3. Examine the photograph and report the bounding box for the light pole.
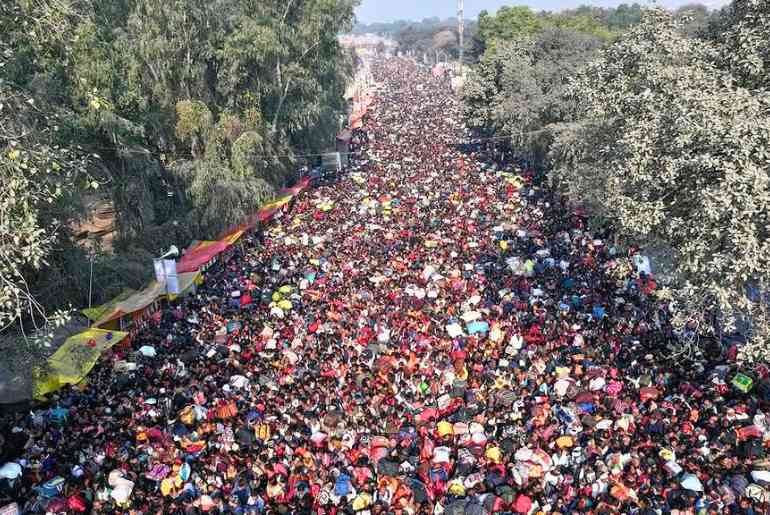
[458,0,464,78]
[88,251,95,309]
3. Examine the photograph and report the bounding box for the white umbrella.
[230,375,249,389]
[138,346,156,357]
[681,473,704,492]
[446,323,464,338]
[0,462,22,480]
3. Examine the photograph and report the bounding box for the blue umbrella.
[467,321,489,335]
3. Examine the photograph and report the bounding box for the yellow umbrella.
[448,481,466,496]
[161,478,175,496]
[352,492,372,510]
[437,421,453,437]
[485,446,502,464]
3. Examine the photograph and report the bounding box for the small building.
[336,129,352,167]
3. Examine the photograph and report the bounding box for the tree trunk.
[271,78,291,135]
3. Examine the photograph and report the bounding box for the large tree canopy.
[715,0,770,90]
[463,27,602,164]
[0,0,357,344]
[549,9,770,359]
[462,1,769,361]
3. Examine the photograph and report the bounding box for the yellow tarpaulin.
[220,230,244,246]
[34,328,128,399]
[82,290,137,322]
[88,272,200,324]
[94,282,166,327]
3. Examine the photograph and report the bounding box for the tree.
[549,9,770,359]
[606,3,644,30]
[715,0,770,90]
[174,103,293,237]
[0,83,95,341]
[432,30,457,51]
[463,27,602,165]
[0,0,358,345]
[674,4,712,37]
[478,6,543,55]
[0,0,105,342]
[397,24,446,57]
[471,3,643,65]
[217,0,356,153]
[542,13,614,40]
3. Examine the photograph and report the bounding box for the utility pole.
[457,0,464,78]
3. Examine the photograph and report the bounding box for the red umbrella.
[639,387,660,402]
[514,494,532,513]
[738,425,764,440]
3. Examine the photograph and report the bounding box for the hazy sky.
[355,0,729,23]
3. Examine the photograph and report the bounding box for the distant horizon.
[355,0,730,24]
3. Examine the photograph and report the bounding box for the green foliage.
[716,0,770,90]
[355,17,450,37]
[394,20,479,62]
[548,8,770,359]
[605,3,644,31]
[543,13,615,41]
[463,27,602,165]
[175,100,213,158]
[473,3,645,61]
[0,0,357,343]
[231,131,265,177]
[478,6,543,54]
[463,1,768,360]
[0,83,95,337]
[673,4,715,37]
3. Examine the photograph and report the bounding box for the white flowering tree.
[0,83,94,343]
[550,8,770,361]
[717,0,770,91]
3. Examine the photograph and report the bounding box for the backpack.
[256,423,271,441]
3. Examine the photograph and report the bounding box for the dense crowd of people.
[2,58,770,515]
